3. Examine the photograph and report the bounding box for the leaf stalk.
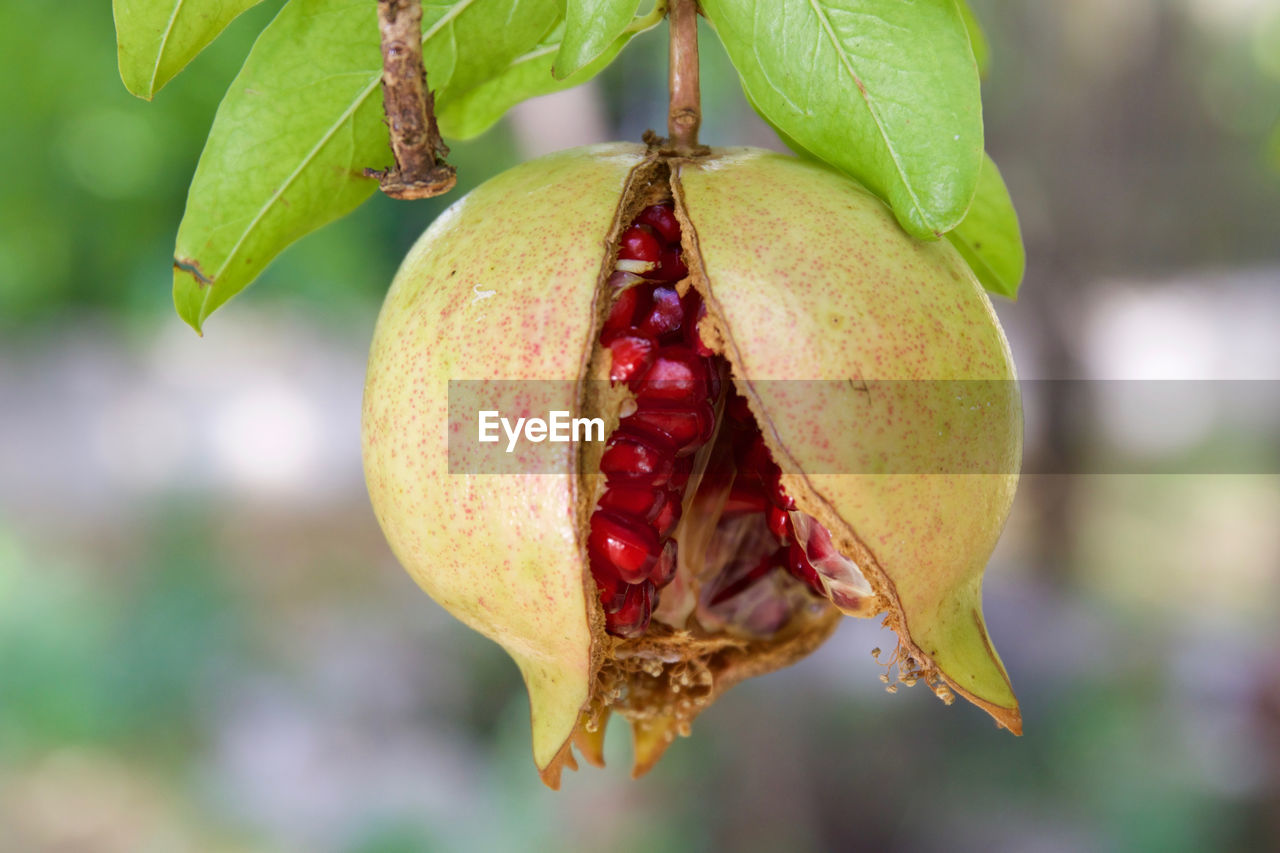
[666,0,706,156]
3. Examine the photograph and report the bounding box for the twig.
[365,0,456,199]
[666,0,706,156]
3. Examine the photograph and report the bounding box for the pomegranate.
[362,143,1022,787]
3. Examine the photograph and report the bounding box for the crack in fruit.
[590,204,841,639]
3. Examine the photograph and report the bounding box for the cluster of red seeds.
[590,203,826,638]
[589,202,712,638]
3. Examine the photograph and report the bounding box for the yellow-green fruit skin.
[362,144,1022,777]
[678,150,1021,722]
[362,144,646,769]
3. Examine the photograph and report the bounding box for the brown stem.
[666,0,706,155]
[365,0,456,200]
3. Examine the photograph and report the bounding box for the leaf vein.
[201,76,378,318]
[804,0,929,226]
[148,0,186,95]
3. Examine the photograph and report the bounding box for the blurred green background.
[2,1,1280,851]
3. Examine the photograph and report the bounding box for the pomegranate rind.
[676,149,1022,730]
[362,144,647,775]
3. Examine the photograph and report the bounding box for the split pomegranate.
[362,143,1023,787]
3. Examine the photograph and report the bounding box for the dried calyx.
[361,143,1023,789]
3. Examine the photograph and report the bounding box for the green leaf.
[553,0,644,79]
[172,0,386,332]
[173,0,565,332]
[946,153,1024,299]
[112,0,264,100]
[702,0,983,239]
[442,9,662,138]
[425,0,564,109]
[955,0,989,78]
[742,84,818,162]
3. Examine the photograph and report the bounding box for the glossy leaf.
[172,0,386,332]
[956,0,989,78]
[444,10,662,138]
[946,153,1024,299]
[113,0,264,100]
[554,0,645,79]
[742,83,818,163]
[173,0,565,332]
[428,0,563,111]
[702,0,983,239]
